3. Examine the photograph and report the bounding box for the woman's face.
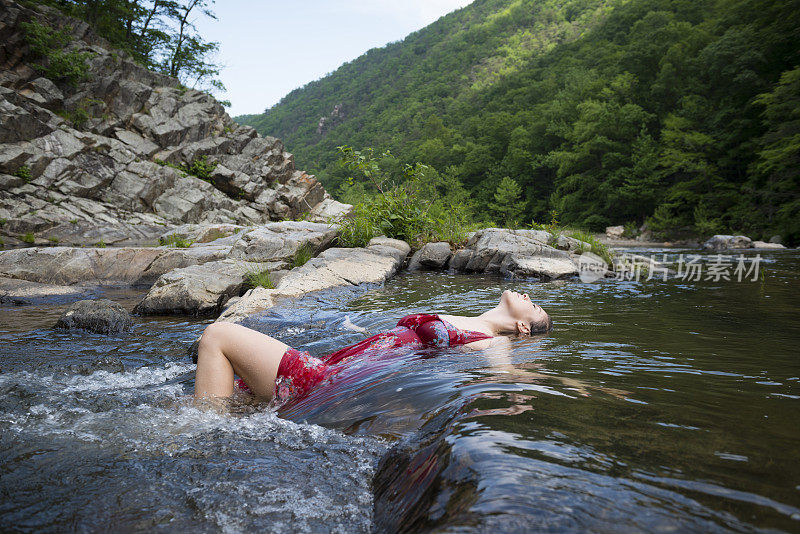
[500,289,549,327]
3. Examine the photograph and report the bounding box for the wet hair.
[529,313,553,334]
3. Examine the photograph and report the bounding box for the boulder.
[229,221,337,263]
[752,241,786,249]
[500,255,578,280]
[307,196,353,222]
[55,298,133,334]
[218,240,410,324]
[769,235,782,244]
[702,235,754,251]
[408,242,452,271]
[134,259,282,316]
[605,225,624,239]
[448,228,576,279]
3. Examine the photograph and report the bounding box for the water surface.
[0,248,798,532]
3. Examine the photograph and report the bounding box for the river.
[0,247,798,532]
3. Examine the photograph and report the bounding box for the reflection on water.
[1,248,798,532]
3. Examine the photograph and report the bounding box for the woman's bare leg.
[194,322,288,400]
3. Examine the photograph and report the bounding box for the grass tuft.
[244,268,275,290]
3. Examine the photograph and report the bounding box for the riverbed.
[0,247,798,532]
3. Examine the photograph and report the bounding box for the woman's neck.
[477,306,516,335]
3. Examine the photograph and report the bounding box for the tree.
[490,176,524,227]
[747,67,800,243]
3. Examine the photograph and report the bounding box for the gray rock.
[605,225,624,239]
[55,298,133,334]
[452,228,572,275]
[702,235,754,251]
[751,241,786,249]
[408,242,452,270]
[555,235,589,253]
[307,196,353,222]
[500,255,579,280]
[769,235,782,244]
[159,223,245,245]
[134,259,273,316]
[0,245,229,285]
[218,241,409,324]
[229,221,337,263]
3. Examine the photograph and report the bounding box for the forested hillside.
[238,0,800,244]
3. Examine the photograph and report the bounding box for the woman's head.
[498,290,552,335]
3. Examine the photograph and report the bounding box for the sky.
[194,0,475,117]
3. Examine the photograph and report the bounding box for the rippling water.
[1,248,798,532]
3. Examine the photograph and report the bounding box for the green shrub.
[159,234,194,248]
[95,240,106,248]
[568,230,614,266]
[335,147,474,249]
[336,203,382,248]
[0,218,7,227]
[21,232,35,244]
[530,210,562,246]
[69,218,78,224]
[20,20,91,86]
[186,155,217,181]
[244,268,274,289]
[48,236,59,243]
[291,244,313,268]
[13,165,32,182]
[623,221,639,238]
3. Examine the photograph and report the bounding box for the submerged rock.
[55,298,133,334]
[0,276,90,305]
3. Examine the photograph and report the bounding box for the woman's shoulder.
[437,314,493,337]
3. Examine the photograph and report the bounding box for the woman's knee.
[198,321,237,353]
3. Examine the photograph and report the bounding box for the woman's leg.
[194,322,288,400]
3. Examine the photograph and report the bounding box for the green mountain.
[238,0,800,243]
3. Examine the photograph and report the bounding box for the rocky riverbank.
[0,224,593,323]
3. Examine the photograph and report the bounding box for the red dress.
[238,314,491,403]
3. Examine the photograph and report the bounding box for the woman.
[194,290,552,402]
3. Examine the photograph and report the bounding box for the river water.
[0,247,798,532]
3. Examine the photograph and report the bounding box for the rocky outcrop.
[450,228,580,280]
[135,221,337,315]
[0,244,229,285]
[55,298,133,334]
[0,0,350,246]
[217,237,410,324]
